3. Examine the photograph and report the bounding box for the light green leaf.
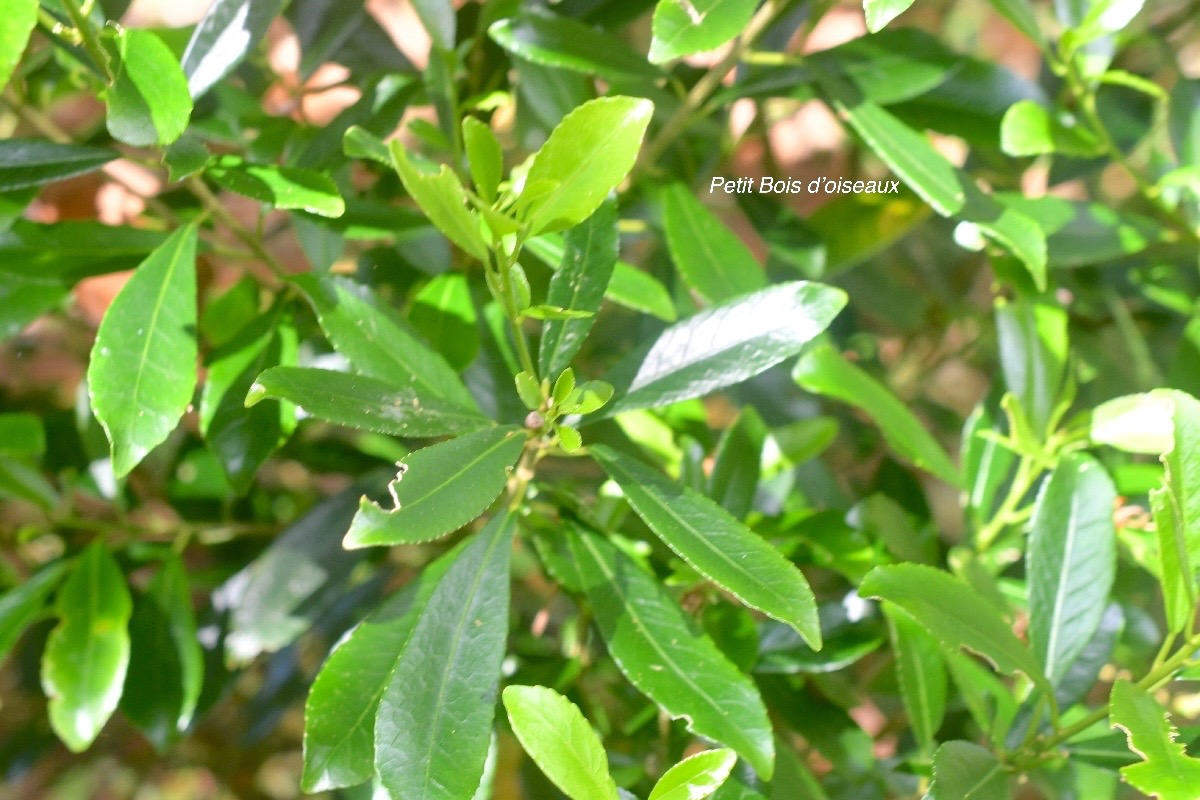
[106,29,193,147]
[0,0,38,93]
[390,141,489,260]
[247,366,491,438]
[1110,679,1200,800]
[489,10,660,83]
[606,281,846,416]
[502,685,619,800]
[343,125,392,165]
[660,184,766,304]
[343,426,525,548]
[649,749,737,800]
[0,140,118,193]
[996,193,1171,268]
[1027,453,1116,688]
[929,740,1010,800]
[522,96,654,233]
[463,117,502,202]
[592,445,820,648]
[1151,486,1193,635]
[793,343,960,485]
[0,562,66,664]
[1090,392,1176,454]
[0,412,44,458]
[41,543,132,752]
[566,527,775,779]
[88,224,198,477]
[375,513,513,800]
[410,272,480,372]
[1000,100,1102,156]
[649,0,758,63]
[883,603,946,755]
[863,0,916,32]
[181,0,287,98]
[207,157,346,217]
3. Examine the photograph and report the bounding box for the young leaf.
[0,562,66,664]
[565,527,775,779]
[206,158,346,217]
[883,603,947,755]
[0,0,39,93]
[522,96,654,233]
[1027,453,1117,688]
[390,141,490,260]
[538,198,619,377]
[863,0,916,32]
[502,685,619,800]
[1160,391,1200,600]
[374,514,514,800]
[489,10,660,83]
[859,564,1046,690]
[343,426,525,548]
[605,281,846,416]
[928,740,1010,800]
[120,555,203,752]
[793,344,961,485]
[648,749,737,800]
[41,543,133,752]
[106,29,193,147]
[88,224,198,478]
[591,445,821,648]
[463,117,502,202]
[182,0,287,98]
[0,140,118,193]
[1000,100,1102,157]
[1110,679,1200,800]
[660,184,766,304]
[649,0,758,64]
[410,272,480,371]
[1151,487,1193,635]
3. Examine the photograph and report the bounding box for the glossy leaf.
[660,184,765,304]
[463,118,502,202]
[410,272,480,371]
[649,749,737,800]
[489,10,660,83]
[863,0,916,32]
[0,139,118,192]
[538,198,619,377]
[88,224,198,478]
[592,445,821,647]
[649,0,757,63]
[391,142,489,259]
[207,157,346,217]
[182,0,287,98]
[502,685,619,800]
[859,564,1045,689]
[523,96,654,233]
[374,513,513,800]
[566,526,776,779]
[606,281,846,416]
[793,343,960,485]
[1027,454,1116,688]
[1110,679,1200,800]
[343,426,525,548]
[41,543,132,752]
[0,0,39,92]
[106,29,193,147]
[929,740,1009,800]
[292,274,477,410]
[884,602,946,754]
[0,561,66,664]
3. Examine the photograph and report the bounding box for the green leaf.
[929,740,1010,800]
[390,141,490,260]
[1151,486,1193,635]
[606,281,846,416]
[793,343,960,485]
[88,224,198,478]
[883,602,946,755]
[119,556,203,752]
[522,96,654,233]
[995,296,1068,436]
[302,554,454,792]
[0,412,45,458]
[649,749,737,800]
[591,445,821,648]
[207,157,346,217]
[0,139,118,192]
[863,0,916,32]
[816,74,1046,288]
[1170,79,1200,169]
[987,0,1043,43]
[538,198,619,377]
[1110,679,1200,800]
[859,564,1045,689]
[375,513,513,800]
[565,526,775,779]
[411,0,455,50]
[502,685,619,800]
[292,274,477,411]
[1090,391,1176,454]
[660,184,766,304]
[0,562,66,664]
[162,132,209,182]
[41,543,132,752]
[105,29,193,147]
[247,366,491,438]
[1000,100,1102,156]
[463,117,502,202]
[1027,453,1117,688]
[343,426,525,548]
[995,194,1172,268]
[708,406,767,520]
[649,0,757,64]
[182,0,287,99]
[410,272,480,372]
[489,10,660,83]
[0,0,38,92]
[343,125,392,165]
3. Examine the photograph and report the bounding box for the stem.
[59,0,113,82]
[186,176,288,281]
[976,454,1040,550]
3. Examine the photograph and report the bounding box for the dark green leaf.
[207,157,345,217]
[410,272,480,371]
[883,603,946,754]
[566,527,775,779]
[605,281,846,416]
[0,562,66,664]
[996,193,1172,267]
[648,749,736,800]
[88,224,198,477]
[375,514,513,800]
[660,184,766,304]
[41,542,132,752]
[1110,679,1200,800]
[411,0,455,50]
[343,426,525,548]
[0,0,39,91]
[929,741,1009,800]
[106,29,193,147]
[162,133,210,182]
[649,0,757,63]
[182,0,287,98]
[995,296,1068,436]
[1170,79,1200,169]
[592,445,821,647]
[489,10,660,83]
[0,139,118,192]
[708,406,767,520]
